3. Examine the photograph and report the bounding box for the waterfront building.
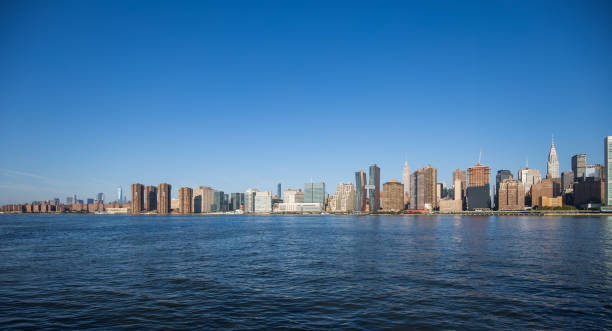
[368,164,381,211]
[130,183,144,214]
[453,169,467,208]
[244,189,257,213]
[495,170,513,210]
[283,189,304,204]
[274,202,322,213]
[193,186,215,213]
[230,193,244,211]
[547,137,560,179]
[382,180,404,211]
[467,163,490,210]
[541,196,563,208]
[354,170,367,212]
[178,187,193,214]
[144,185,157,211]
[409,166,436,210]
[561,171,574,192]
[518,167,542,197]
[402,159,410,206]
[436,183,443,205]
[531,178,561,208]
[170,198,179,211]
[607,136,612,206]
[254,191,272,213]
[497,179,525,210]
[212,191,225,212]
[277,183,281,198]
[574,178,604,208]
[439,178,463,213]
[157,183,171,214]
[330,182,356,212]
[572,154,587,182]
[304,182,325,206]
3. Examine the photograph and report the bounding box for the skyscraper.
[212,191,225,212]
[332,182,356,212]
[244,189,257,213]
[178,187,193,214]
[130,183,144,214]
[467,163,491,210]
[453,169,467,208]
[304,182,325,206]
[158,183,171,214]
[96,192,104,203]
[402,159,410,206]
[117,187,123,203]
[382,180,404,211]
[145,185,157,211]
[277,183,281,198]
[423,165,437,210]
[498,179,525,210]
[368,164,381,211]
[547,136,560,179]
[572,154,587,182]
[606,136,612,206]
[561,170,574,192]
[495,170,513,210]
[193,186,214,213]
[518,167,542,196]
[354,170,367,212]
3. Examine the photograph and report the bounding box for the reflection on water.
[0,214,610,329]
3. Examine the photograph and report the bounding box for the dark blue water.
[0,215,611,329]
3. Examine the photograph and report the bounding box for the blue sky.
[1,0,611,204]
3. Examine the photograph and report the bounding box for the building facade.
[497,179,525,210]
[130,183,144,214]
[212,191,225,212]
[368,164,381,211]
[304,182,325,206]
[547,137,560,179]
[606,137,612,206]
[495,170,513,210]
[572,154,587,182]
[402,159,410,207]
[158,183,171,214]
[518,168,542,197]
[254,191,272,213]
[193,186,214,213]
[561,170,574,193]
[467,163,491,210]
[144,185,157,211]
[354,170,367,212]
[382,180,404,211]
[178,187,193,214]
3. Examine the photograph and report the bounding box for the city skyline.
[1,1,611,204]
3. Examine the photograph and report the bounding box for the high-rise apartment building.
[547,137,560,179]
[244,189,257,213]
[452,169,467,207]
[230,192,244,211]
[409,166,437,210]
[354,170,367,212]
[467,163,490,210]
[531,178,559,207]
[144,185,157,211]
[130,183,144,214]
[212,191,225,212]
[368,164,381,211]
[382,180,404,211]
[304,182,325,206]
[283,189,304,204]
[332,182,356,212]
[158,183,171,214]
[495,170,513,209]
[254,191,273,212]
[606,136,612,205]
[402,159,410,206]
[572,154,587,182]
[423,165,437,210]
[178,187,193,214]
[193,186,214,213]
[497,179,525,210]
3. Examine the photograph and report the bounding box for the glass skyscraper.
[304,182,325,206]
[606,137,612,206]
[354,170,366,211]
[368,164,380,211]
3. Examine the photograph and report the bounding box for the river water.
[0,214,610,329]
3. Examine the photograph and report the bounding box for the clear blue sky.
[1,0,611,204]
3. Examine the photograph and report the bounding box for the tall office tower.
[411,170,425,209]
[244,189,257,213]
[178,187,193,214]
[368,164,381,211]
[561,171,574,192]
[354,170,367,211]
[495,170,513,210]
[144,185,157,211]
[277,183,281,198]
[130,183,144,214]
[452,169,467,205]
[467,163,491,210]
[382,180,404,211]
[304,182,326,206]
[518,167,542,196]
[402,159,411,206]
[230,192,244,210]
[423,165,437,210]
[212,191,225,212]
[96,192,104,203]
[66,197,73,204]
[547,137,560,179]
[254,191,273,212]
[73,194,77,204]
[606,136,612,206]
[193,186,214,213]
[157,183,171,214]
[117,187,123,203]
[572,154,587,182]
[498,179,525,210]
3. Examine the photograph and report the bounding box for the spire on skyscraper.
[547,135,559,179]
